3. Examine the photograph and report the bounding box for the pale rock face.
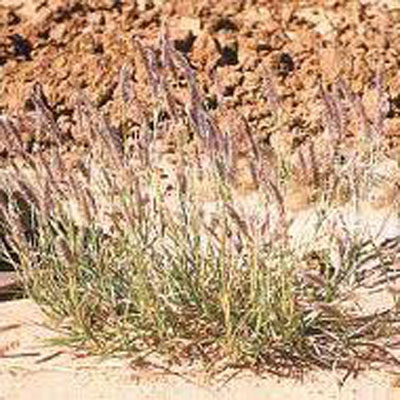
[199,191,400,250]
[288,203,400,251]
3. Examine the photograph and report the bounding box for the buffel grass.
[1,31,400,376]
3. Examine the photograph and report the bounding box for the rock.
[88,11,106,27]
[319,47,341,83]
[296,7,335,36]
[50,23,66,43]
[191,30,219,68]
[216,68,243,97]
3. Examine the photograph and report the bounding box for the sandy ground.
[2,0,400,398]
[0,298,399,400]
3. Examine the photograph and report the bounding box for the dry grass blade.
[0,35,398,378]
[31,82,62,143]
[225,204,253,243]
[133,38,161,99]
[373,63,389,137]
[119,63,135,105]
[0,115,24,154]
[263,67,282,112]
[320,80,343,144]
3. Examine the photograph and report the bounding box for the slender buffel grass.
[1,34,400,375]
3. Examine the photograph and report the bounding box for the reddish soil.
[1,0,400,158]
[2,0,400,398]
[1,0,400,212]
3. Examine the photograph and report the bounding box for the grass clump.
[1,32,400,375]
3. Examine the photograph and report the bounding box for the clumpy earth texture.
[2,0,400,398]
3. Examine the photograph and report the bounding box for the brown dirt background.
[2,0,400,398]
[2,0,400,210]
[1,0,400,163]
